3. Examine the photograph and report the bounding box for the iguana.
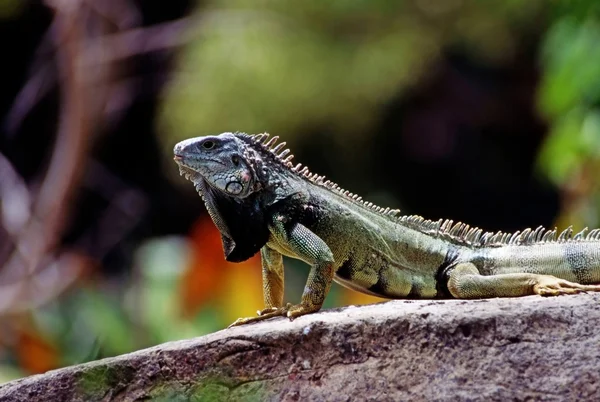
[173,132,600,327]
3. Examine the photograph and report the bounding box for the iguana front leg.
[260,246,285,311]
[229,219,335,327]
[228,246,287,327]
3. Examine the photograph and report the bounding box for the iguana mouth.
[177,165,209,202]
[177,164,199,181]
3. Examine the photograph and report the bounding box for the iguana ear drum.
[225,181,243,195]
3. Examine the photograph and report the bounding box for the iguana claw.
[228,303,294,328]
[533,277,600,296]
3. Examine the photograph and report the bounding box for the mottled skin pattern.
[173,132,600,327]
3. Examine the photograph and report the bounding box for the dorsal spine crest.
[242,133,596,248]
[242,132,403,219]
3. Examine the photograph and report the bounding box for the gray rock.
[1,294,599,401]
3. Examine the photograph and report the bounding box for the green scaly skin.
[173,132,600,327]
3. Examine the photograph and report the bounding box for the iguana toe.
[533,277,600,296]
[285,303,320,320]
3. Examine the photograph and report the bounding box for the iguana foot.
[227,302,321,327]
[533,277,600,296]
[228,303,293,328]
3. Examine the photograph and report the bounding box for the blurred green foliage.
[160,0,545,143]
[537,3,600,228]
[0,0,23,20]
[538,17,600,180]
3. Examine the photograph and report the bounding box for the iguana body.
[173,132,600,326]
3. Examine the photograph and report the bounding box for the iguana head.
[173,132,273,262]
[173,132,261,198]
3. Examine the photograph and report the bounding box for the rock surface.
[1,294,599,401]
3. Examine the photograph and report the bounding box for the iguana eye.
[231,155,240,166]
[202,140,215,149]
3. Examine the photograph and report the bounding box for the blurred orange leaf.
[179,216,262,318]
[217,258,263,324]
[15,329,59,374]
